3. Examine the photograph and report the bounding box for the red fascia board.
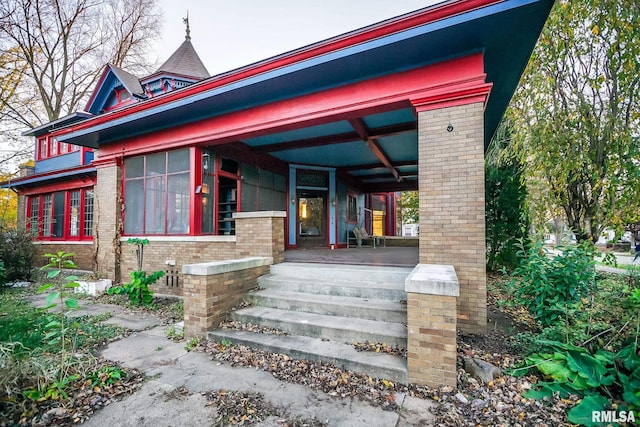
[52,0,502,138]
[97,53,488,160]
[20,176,96,196]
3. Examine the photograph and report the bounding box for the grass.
[0,285,128,406]
[0,288,126,356]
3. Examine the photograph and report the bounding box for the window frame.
[35,136,82,160]
[27,188,94,241]
[123,148,192,236]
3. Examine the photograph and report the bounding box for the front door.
[297,190,326,248]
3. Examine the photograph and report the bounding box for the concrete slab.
[232,306,407,347]
[397,395,438,426]
[89,328,403,427]
[99,328,187,372]
[208,329,408,383]
[102,312,160,331]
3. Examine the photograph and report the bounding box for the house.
[5,0,553,387]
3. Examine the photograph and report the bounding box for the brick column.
[182,257,272,338]
[234,211,286,263]
[405,264,459,387]
[94,161,122,282]
[416,103,487,334]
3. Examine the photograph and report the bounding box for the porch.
[284,246,418,268]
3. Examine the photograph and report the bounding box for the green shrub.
[0,227,35,282]
[510,241,597,327]
[485,120,530,272]
[106,238,163,306]
[510,278,640,426]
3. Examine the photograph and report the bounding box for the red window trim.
[27,188,94,241]
[122,149,243,237]
[35,136,82,161]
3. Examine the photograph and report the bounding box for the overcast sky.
[153,0,443,76]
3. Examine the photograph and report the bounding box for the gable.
[85,64,144,115]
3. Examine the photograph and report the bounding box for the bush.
[0,227,36,282]
[485,119,530,272]
[510,241,597,327]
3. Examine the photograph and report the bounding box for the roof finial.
[183,12,191,41]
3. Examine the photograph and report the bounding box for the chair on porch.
[352,227,377,248]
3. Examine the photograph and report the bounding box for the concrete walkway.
[27,294,436,426]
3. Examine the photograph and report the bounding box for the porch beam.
[338,160,416,172]
[350,119,402,183]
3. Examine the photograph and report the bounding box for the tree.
[511,0,640,242]
[485,119,529,271]
[400,191,418,224]
[0,0,161,129]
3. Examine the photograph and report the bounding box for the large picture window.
[124,149,191,235]
[28,188,94,240]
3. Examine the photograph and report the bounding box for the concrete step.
[258,275,406,302]
[245,289,406,323]
[270,262,412,284]
[208,329,407,384]
[231,307,407,347]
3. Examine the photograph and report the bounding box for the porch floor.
[284,247,418,268]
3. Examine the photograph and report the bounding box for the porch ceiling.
[241,107,418,191]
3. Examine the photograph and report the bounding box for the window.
[35,137,79,159]
[84,190,94,236]
[29,197,39,235]
[347,194,358,223]
[42,195,52,237]
[28,189,94,240]
[38,138,48,160]
[124,149,191,235]
[69,190,80,236]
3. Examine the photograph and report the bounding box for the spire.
[183,12,191,41]
[155,15,209,79]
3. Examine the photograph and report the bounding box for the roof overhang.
[1,166,96,191]
[47,0,552,192]
[22,112,93,137]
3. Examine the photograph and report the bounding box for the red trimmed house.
[5,0,552,386]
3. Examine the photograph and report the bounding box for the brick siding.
[417,103,487,334]
[33,242,95,270]
[94,163,122,282]
[182,258,272,337]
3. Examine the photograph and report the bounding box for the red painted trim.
[213,156,220,235]
[58,0,500,137]
[20,176,96,196]
[190,147,199,235]
[96,54,487,160]
[411,82,493,111]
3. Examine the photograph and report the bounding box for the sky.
[153,0,443,76]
